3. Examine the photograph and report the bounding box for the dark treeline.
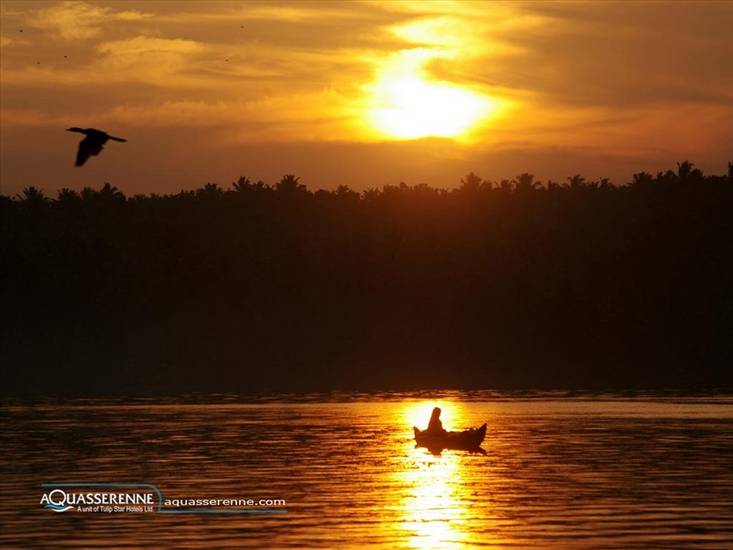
[2,161,732,395]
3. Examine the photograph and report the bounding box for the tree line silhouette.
[2,161,732,394]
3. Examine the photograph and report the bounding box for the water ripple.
[2,394,732,547]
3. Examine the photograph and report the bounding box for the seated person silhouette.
[427,407,446,434]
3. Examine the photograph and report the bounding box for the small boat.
[413,423,487,451]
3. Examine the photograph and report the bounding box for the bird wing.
[75,136,104,166]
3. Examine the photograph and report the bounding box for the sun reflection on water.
[396,401,476,548]
[401,451,469,548]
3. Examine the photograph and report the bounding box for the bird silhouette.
[66,127,127,167]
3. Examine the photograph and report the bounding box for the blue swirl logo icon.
[40,489,74,512]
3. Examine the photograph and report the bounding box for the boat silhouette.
[413,423,487,453]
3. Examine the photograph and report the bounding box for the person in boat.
[427,407,447,434]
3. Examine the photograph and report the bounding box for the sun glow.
[366,18,498,141]
[369,74,493,140]
[403,401,466,431]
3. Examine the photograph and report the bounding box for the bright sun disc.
[369,75,492,140]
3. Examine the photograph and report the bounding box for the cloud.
[28,1,151,40]
[0,108,68,126]
[96,35,202,60]
[0,35,206,89]
[477,1,733,109]
[88,36,205,88]
[228,4,354,22]
[97,87,364,141]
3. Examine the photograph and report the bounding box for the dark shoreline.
[3,164,732,395]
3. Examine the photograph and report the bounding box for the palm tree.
[567,174,586,189]
[17,186,48,207]
[677,160,694,180]
[232,176,253,193]
[598,177,613,190]
[276,174,307,194]
[513,173,539,192]
[631,171,653,187]
[57,188,80,203]
[459,172,483,194]
[196,183,224,197]
[362,187,381,201]
[335,185,359,199]
[676,160,702,182]
[98,182,125,202]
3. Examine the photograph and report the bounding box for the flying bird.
[66,127,127,167]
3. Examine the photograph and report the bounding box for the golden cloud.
[28,1,151,40]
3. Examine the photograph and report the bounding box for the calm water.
[2,391,733,548]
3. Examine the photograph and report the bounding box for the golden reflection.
[402,451,468,548]
[397,401,472,548]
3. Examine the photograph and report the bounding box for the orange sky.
[1,0,732,195]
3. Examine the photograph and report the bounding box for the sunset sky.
[1,0,732,195]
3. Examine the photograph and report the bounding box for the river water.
[2,391,732,548]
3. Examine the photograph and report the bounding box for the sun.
[369,76,492,140]
[366,49,496,141]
